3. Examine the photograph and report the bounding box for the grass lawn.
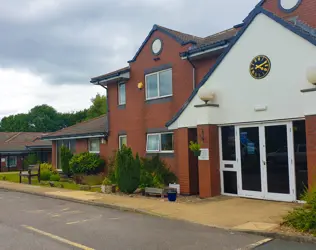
[0,172,101,192]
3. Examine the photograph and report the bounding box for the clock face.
[152,39,163,55]
[250,55,271,79]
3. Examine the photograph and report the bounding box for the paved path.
[0,190,314,250]
[0,181,297,231]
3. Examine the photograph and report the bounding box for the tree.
[86,94,107,119]
[0,94,107,132]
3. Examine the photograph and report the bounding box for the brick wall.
[106,30,196,171]
[305,115,316,189]
[263,0,316,27]
[52,141,57,169]
[197,125,221,198]
[76,139,88,154]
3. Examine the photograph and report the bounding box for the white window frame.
[119,135,127,149]
[89,138,100,153]
[145,69,172,100]
[146,132,174,153]
[118,82,126,105]
[7,156,17,168]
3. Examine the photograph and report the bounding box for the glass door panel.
[240,127,262,192]
[265,125,290,194]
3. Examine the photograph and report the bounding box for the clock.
[152,38,163,55]
[249,55,271,79]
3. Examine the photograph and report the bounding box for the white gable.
[169,13,316,129]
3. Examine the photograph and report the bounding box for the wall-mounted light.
[198,87,216,104]
[306,66,316,85]
[137,82,144,90]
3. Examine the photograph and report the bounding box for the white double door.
[236,122,296,202]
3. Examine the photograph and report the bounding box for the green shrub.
[40,163,53,172]
[115,146,140,194]
[69,152,105,175]
[23,153,40,170]
[140,155,177,189]
[50,174,60,182]
[60,145,73,177]
[40,170,51,181]
[283,188,316,235]
[106,153,117,184]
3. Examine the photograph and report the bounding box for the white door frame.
[236,121,296,202]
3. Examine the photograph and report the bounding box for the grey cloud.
[0,0,259,85]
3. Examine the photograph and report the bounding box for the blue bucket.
[167,191,177,202]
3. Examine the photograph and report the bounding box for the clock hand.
[255,61,268,69]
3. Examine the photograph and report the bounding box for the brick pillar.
[305,115,316,190]
[197,125,221,198]
[52,141,57,169]
[175,128,191,194]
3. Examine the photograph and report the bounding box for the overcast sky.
[0,0,259,118]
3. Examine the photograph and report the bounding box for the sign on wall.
[1,158,5,162]
[198,148,209,161]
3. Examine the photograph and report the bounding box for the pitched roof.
[166,6,316,128]
[90,66,130,84]
[42,115,107,140]
[0,132,51,153]
[156,25,204,45]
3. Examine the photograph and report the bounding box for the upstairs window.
[118,83,126,105]
[146,132,174,153]
[145,69,172,100]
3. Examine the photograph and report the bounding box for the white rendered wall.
[169,14,316,129]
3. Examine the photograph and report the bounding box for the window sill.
[146,152,175,158]
[145,96,172,105]
[118,104,126,110]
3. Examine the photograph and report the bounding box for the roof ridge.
[48,114,107,135]
[156,24,203,39]
[204,27,236,39]
[5,132,22,143]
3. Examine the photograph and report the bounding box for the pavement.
[0,181,314,244]
[1,189,315,250]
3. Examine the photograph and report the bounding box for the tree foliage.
[0,94,107,132]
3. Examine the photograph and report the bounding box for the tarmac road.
[0,190,314,250]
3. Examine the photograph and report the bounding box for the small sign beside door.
[1,158,5,163]
[198,148,209,161]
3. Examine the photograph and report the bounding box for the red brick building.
[89,0,315,202]
[0,132,52,172]
[42,115,107,170]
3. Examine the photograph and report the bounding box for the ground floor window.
[7,156,17,167]
[89,138,100,153]
[146,132,174,152]
[119,135,127,149]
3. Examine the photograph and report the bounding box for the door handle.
[263,161,266,166]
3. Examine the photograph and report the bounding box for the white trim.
[119,135,127,149]
[49,134,104,141]
[146,132,174,153]
[181,44,229,60]
[145,68,173,100]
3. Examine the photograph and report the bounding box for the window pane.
[146,74,158,99]
[161,133,174,151]
[119,136,127,148]
[221,126,236,161]
[69,140,76,153]
[89,139,100,152]
[8,156,17,167]
[147,134,160,151]
[159,70,172,97]
[119,83,126,105]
